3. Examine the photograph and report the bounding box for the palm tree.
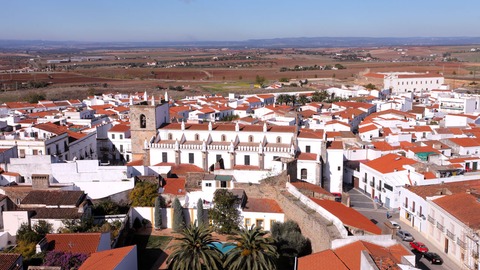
[298,95,309,105]
[223,225,279,270]
[167,223,223,270]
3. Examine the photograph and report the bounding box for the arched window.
[301,169,307,180]
[221,134,226,142]
[276,136,282,143]
[248,135,254,143]
[195,134,200,141]
[168,133,173,140]
[140,114,146,129]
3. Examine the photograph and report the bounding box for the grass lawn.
[131,234,172,270]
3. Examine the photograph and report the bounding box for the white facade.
[383,72,444,94]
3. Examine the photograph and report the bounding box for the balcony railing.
[457,237,466,249]
[376,185,382,191]
[369,181,374,187]
[362,177,366,183]
[437,222,444,232]
[446,230,455,240]
[428,215,435,224]
[403,202,407,208]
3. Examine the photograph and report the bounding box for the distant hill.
[1,37,480,50]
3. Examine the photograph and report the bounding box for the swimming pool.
[210,242,235,254]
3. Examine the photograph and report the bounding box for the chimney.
[32,174,50,190]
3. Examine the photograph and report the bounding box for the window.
[189,153,194,164]
[168,133,173,140]
[337,166,341,171]
[248,135,254,143]
[270,220,276,228]
[306,146,311,153]
[47,148,50,155]
[120,134,123,139]
[112,134,115,139]
[276,136,281,143]
[216,154,222,162]
[19,149,25,158]
[221,181,227,188]
[140,114,146,128]
[245,218,251,227]
[33,149,38,155]
[244,155,250,165]
[301,169,307,179]
[221,134,226,142]
[205,183,212,187]
[120,145,124,152]
[195,134,200,141]
[162,152,168,163]
[256,219,264,228]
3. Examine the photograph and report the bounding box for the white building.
[383,72,444,94]
[400,182,480,270]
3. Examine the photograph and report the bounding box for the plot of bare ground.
[1,45,479,102]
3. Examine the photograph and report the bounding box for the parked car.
[423,252,443,264]
[396,230,414,241]
[409,241,428,253]
[389,221,401,229]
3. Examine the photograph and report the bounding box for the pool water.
[210,242,235,254]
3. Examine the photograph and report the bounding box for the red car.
[410,241,429,253]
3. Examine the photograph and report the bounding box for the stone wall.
[235,176,342,253]
[276,191,339,252]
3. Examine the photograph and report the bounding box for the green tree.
[271,220,312,268]
[255,75,266,86]
[60,216,94,233]
[298,95,309,105]
[209,189,241,234]
[197,198,207,226]
[167,223,223,270]
[364,83,377,90]
[276,94,288,105]
[287,95,297,107]
[155,196,166,230]
[224,225,279,270]
[129,181,158,207]
[24,91,46,103]
[311,90,329,102]
[173,198,186,232]
[15,221,53,261]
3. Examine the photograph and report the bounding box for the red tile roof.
[242,198,283,213]
[290,181,332,196]
[359,124,378,133]
[433,192,480,230]
[297,153,317,161]
[109,123,130,133]
[298,249,348,270]
[79,245,136,270]
[163,178,186,196]
[310,198,381,235]
[34,122,68,135]
[154,163,204,175]
[334,241,409,270]
[126,159,143,166]
[447,137,480,147]
[45,233,104,255]
[363,153,417,174]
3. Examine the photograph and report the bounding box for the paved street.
[348,188,459,270]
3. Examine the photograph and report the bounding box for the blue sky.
[1,0,479,42]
